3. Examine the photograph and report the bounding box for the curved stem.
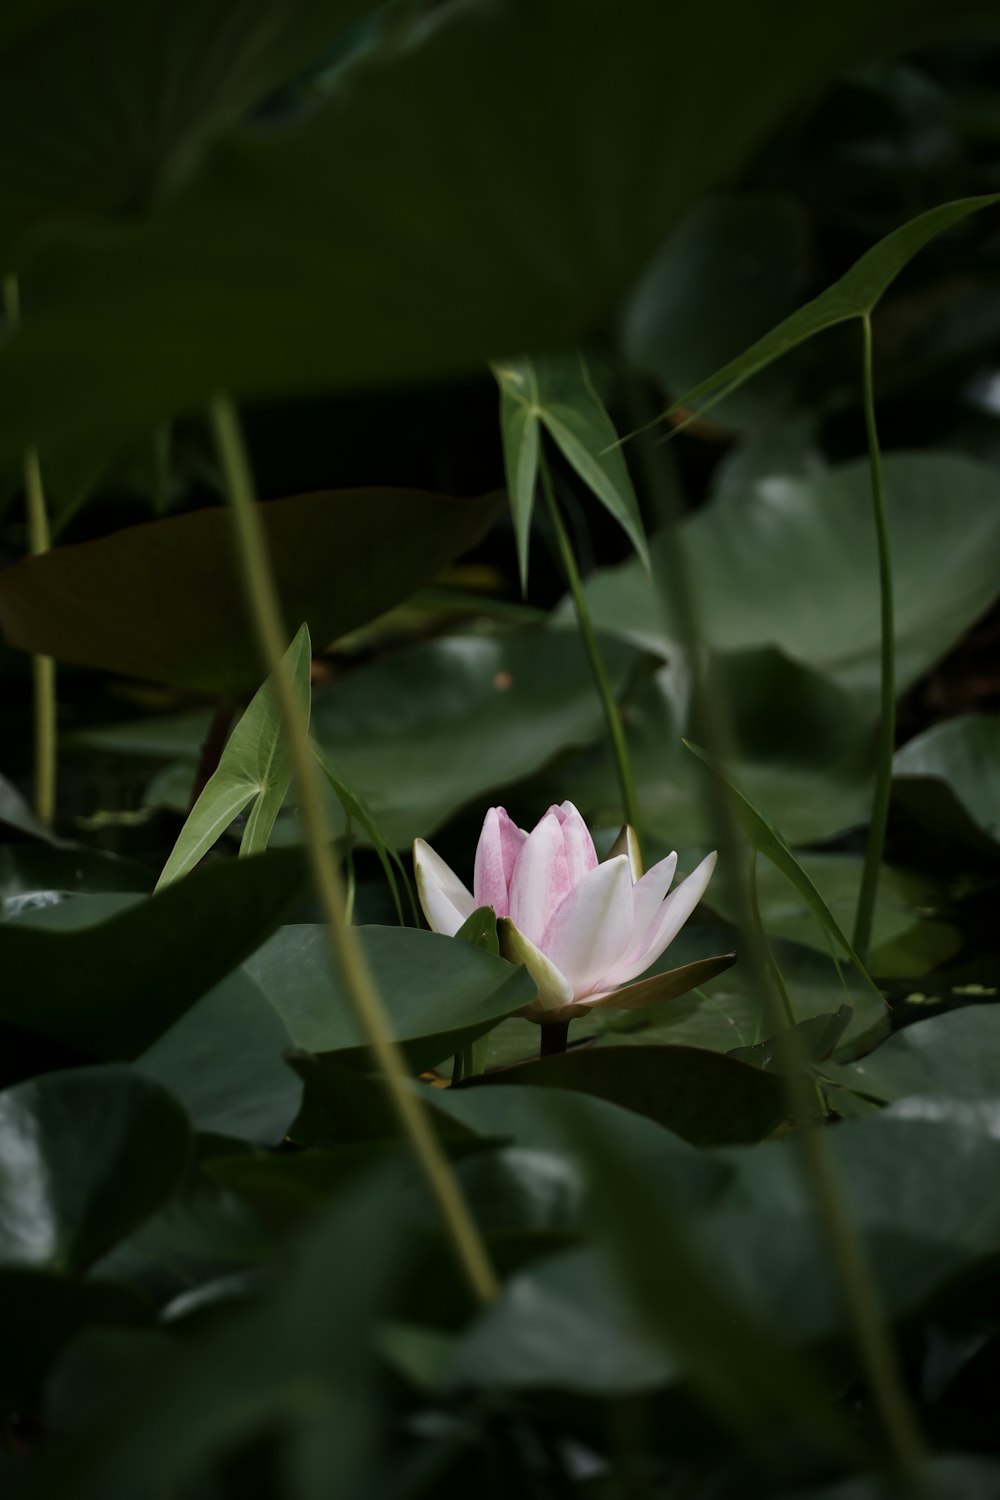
[538,447,641,834]
[852,313,894,966]
[4,275,56,825]
[208,393,498,1307]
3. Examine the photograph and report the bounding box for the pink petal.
[538,854,633,996]
[629,851,678,941]
[499,919,574,1015]
[473,807,528,916]
[508,809,571,945]
[602,851,717,988]
[552,801,599,886]
[413,838,476,937]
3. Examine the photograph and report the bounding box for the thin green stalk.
[748,851,796,1042]
[627,375,926,1485]
[538,446,641,834]
[4,274,56,825]
[853,313,894,966]
[208,393,498,1307]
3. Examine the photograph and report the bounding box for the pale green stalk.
[853,313,894,966]
[208,393,498,1307]
[4,274,56,824]
[628,376,926,1484]
[538,446,641,834]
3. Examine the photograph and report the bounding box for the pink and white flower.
[413,802,718,1022]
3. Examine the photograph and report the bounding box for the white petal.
[499,919,574,1013]
[607,823,643,880]
[508,810,570,945]
[412,838,476,936]
[629,851,678,942]
[538,854,633,996]
[602,851,717,988]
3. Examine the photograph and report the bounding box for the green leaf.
[313,742,413,924]
[429,1084,729,1211]
[0,1272,147,1407]
[573,452,1000,716]
[623,194,808,429]
[825,1005,1000,1103]
[468,1044,790,1147]
[5,5,997,458]
[156,626,311,889]
[494,361,540,591]
[135,971,301,1144]
[0,487,503,693]
[19,1168,405,1500]
[0,849,304,1060]
[306,628,642,847]
[545,645,877,847]
[0,1065,190,1271]
[667,194,1000,423]
[0,0,385,263]
[0,768,57,842]
[454,905,500,956]
[893,713,1000,853]
[708,850,959,979]
[685,741,889,1021]
[245,924,536,1074]
[495,353,648,582]
[0,845,152,904]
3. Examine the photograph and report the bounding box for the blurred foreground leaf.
[0,488,503,692]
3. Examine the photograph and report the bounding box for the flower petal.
[508,809,571,945]
[607,823,643,880]
[538,854,633,996]
[602,851,717,988]
[499,918,574,1014]
[553,801,598,886]
[629,850,678,943]
[412,838,476,936]
[473,807,528,916]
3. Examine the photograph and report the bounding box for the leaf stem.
[4,274,56,825]
[208,393,498,1307]
[538,446,641,834]
[853,313,894,966]
[540,1020,570,1058]
[627,372,925,1484]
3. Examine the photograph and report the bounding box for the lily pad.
[0,1065,190,1271]
[466,1044,790,1147]
[136,971,301,1145]
[574,452,1000,716]
[824,1004,1000,1102]
[0,848,305,1059]
[245,924,536,1074]
[893,713,1000,854]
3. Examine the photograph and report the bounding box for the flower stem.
[852,313,894,967]
[4,274,56,825]
[538,447,641,834]
[540,1020,570,1058]
[208,393,498,1307]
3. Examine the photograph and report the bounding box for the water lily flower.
[413,802,721,1022]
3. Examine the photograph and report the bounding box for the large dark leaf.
[0,488,503,692]
[467,1045,790,1147]
[0,0,384,266]
[1,5,999,457]
[0,849,304,1058]
[893,713,1000,854]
